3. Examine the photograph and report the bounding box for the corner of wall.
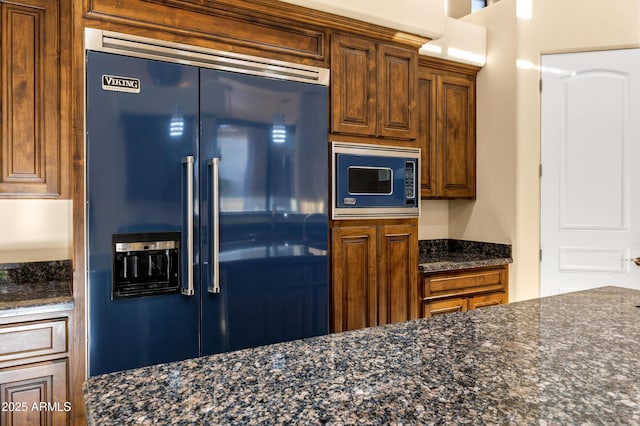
[0,200,73,263]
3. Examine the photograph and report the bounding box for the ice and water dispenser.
[112,232,181,299]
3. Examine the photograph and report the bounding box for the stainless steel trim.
[182,156,195,296]
[333,207,421,219]
[208,158,221,294]
[332,141,421,158]
[115,241,178,252]
[331,141,421,220]
[85,28,329,86]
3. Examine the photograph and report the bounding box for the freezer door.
[86,51,200,375]
[199,68,329,354]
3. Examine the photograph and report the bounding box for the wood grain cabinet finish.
[0,0,62,197]
[0,360,68,426]
[418,59,478,199]
[377,224,419,325]
[423,297,467,318]
[331,226,378,333]
[331,224,418,332]
[330,35,377,136]
[88,0,328,63]
[421,265,508,318]
[417,67,438,198]
[376,44,417,139]
[331,34,417,140]
[423,265,507,300]
[0,320,67,364]
[0,318,69,426]
[468,292,507,310]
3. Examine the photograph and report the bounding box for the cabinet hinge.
[539,164,542,177]
[539,79,543,92]
[540,249,542,261]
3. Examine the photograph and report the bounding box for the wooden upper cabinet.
[331,226,378,333]
[437,73,475,198]
[0,0,63,197]
[418,59,478,199]
[376,44,417,139]
[331,35,377,136]
[331,34,417,140]
[377,224,419,325]
[417,67,437,198]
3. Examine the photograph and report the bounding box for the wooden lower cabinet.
[422,265,509,318]
[331,223,418,332]
[0,360,68,426]
[331,226,377,332]
[0,317,70,426]
[377,224,419,325]
[423,297,467,317]
[468,292,507,310]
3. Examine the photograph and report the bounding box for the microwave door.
[331,142,420,219]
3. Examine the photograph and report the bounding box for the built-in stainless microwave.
[332,142,420,219]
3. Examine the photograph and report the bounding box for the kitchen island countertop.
[84,286,640,424]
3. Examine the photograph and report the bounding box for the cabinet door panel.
[331,35,377,136]
[423,298,467,317]
[437,74,475,198]
[0,359,68,426]
[377,224,418,325]
[331,226,377,332]
[377,44,417,140]
[0,0,60,196]
[417,68,437,197]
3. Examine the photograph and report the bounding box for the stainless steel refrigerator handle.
[182,156,195,296]
[208,158,221,294]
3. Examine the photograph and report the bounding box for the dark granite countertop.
[0,260,73,317]
[419,239,513,272]
[84,286,640,425]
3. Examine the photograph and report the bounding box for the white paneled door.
[541,49,640,296]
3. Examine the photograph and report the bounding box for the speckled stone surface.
[84,286,640,425]
[419,239,513,272]
[0,260,73,313]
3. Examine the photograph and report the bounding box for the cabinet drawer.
[423,266,507,300]
[468,292,507,310]
[423,297,467,317]
[0,319,67,363]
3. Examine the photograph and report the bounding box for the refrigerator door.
[86,52,200,375]
[200,69,329,354]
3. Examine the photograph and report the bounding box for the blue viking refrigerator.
[85,30,329,376]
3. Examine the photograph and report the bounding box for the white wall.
[461,0,640,301]
[0,200,73,263]
[446,0,471,19]
[419,200,450,240]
